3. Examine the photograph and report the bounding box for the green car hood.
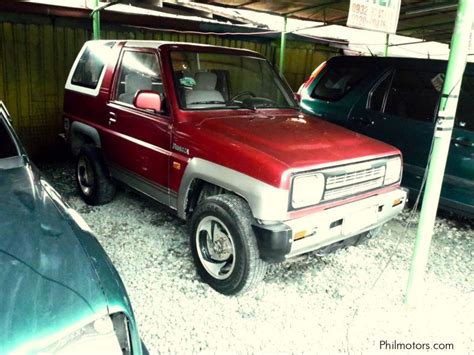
[0,164,109,354]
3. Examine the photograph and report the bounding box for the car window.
[71,43,113,89]
[311,64,369,101]
[455,74,474,131]
[115,51,163,106]
[0,114,19,159]
[385,70,441,122]
[368,72,392,112]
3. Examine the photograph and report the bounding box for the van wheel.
[190,194,267,295]
[76,145,116,205]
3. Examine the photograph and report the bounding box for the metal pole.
[405,0,474,307]
[279,16,287,75]
[93,0,100,40]
[384,33,389,56]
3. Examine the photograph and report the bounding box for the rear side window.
[456,74,474,131]
[71,43,113,89]
[385,70,441,122]
[311,64,369,101]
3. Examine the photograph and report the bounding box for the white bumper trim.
[285,188,407,258]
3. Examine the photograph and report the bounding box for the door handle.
[451,137,474,148]
[108,112,117,126]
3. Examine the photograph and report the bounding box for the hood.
[0,164,108,353]
[195,111,398,169]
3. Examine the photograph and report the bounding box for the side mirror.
[134,90,162,112]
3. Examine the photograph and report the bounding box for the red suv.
[63,40,407,295]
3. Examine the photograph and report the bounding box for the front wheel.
[189,194,267,295]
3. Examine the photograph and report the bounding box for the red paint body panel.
[174,111,398,189]
[104,102,171,188]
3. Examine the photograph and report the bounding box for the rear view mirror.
[134,90,162,112]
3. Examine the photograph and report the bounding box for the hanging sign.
[347,0,401,34]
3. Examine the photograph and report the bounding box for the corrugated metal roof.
[192,0,458,43]
[0,0,347,46]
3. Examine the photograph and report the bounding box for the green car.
[0,101,144,354]
[299,56,474,218]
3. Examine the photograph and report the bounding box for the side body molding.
[177,158,289,221]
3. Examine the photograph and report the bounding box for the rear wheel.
[190,194,267,295]
[76,145,116,205]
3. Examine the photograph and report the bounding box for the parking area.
[2,1,474,353]
[40,161,473,354]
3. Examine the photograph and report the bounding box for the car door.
[101,49,173,206]
[349,68,442,192]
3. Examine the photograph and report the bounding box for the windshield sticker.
[431,73,445,92]
[180,77,196,87]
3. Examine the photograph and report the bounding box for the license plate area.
[343,206,378,235]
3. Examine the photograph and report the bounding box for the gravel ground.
[39,161,473,355]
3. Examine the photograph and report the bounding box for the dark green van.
[299,56,474,217]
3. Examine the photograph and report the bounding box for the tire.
[76,145,116,205]
[189,194,267,295]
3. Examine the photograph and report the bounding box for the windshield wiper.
[240,101,257,111]
[188,101,226,105]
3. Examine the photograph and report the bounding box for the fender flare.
[177,158,289,221]
[70,121,101,154]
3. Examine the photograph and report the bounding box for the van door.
[101,49,174,207]
[351,66,473,215]
[351,69,441,186]
[444,74,474,214]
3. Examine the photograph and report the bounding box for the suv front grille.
[322,160,386,201]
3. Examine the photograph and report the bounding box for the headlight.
[384,156,402,185]
[291,173,325,208]
[38,314,131,355]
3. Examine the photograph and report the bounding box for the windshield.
[171,51,297,110]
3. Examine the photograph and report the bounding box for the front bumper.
[253,187,407,262]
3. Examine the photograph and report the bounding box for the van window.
[456,74,474,131]
[385,70,441,122]
[116,51,162,105]
[71,43,112,89]
[311,65,369,101]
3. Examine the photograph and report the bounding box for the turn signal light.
[294,230,307,241]
[392,198,403,207]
